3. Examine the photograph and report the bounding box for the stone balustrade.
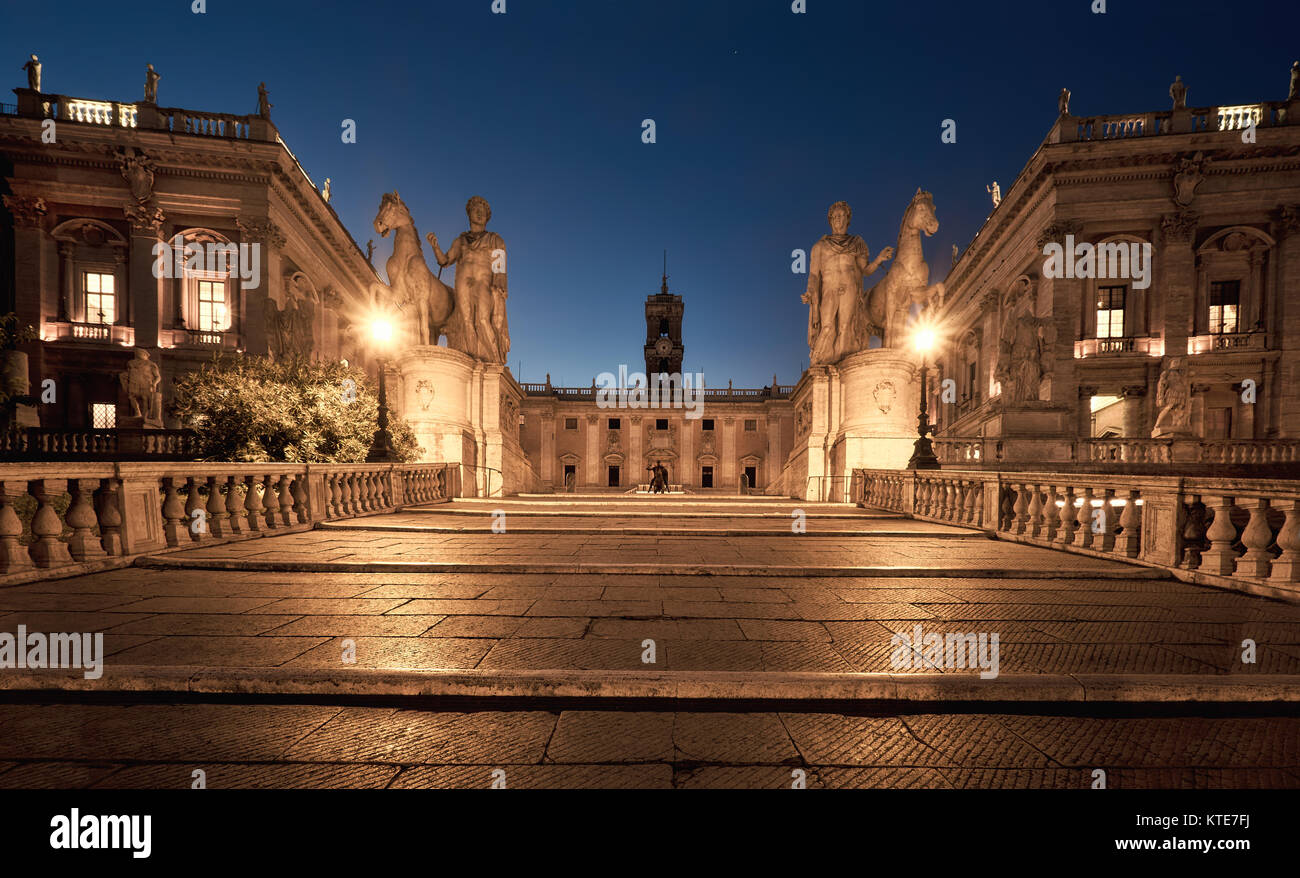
[0,461,458,579]
[931,436,1300,471]
[856,467,1300,600]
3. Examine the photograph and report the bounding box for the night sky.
[3,0,1297,386]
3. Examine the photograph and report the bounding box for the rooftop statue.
[21,54,40,91]
[1170,75,1188,110]
[144,64,159,104]
[1058,87,1071,116]
[257,82,272,118]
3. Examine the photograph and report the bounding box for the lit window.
[1209,281,1240,334]
[90,403,116,429]
[1095,286,1125,339]
[83,271,116,324]
[197,279,229,332]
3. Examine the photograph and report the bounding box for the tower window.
[659,318,669,335]
[608,418,620,430]
[656,418,668,430]
[565,418,578,430]
[744,419,757,431]
[702,419,714,431]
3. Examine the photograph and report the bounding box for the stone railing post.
[1270,500,1300,582]
[1115,489,1141,558]
[292,473,310,523]
[1234,497,1273,578]
[261,474,280,529]
[1200,496,1239,575]
[205,475,231,538]
[277,474,295,526]
[0,480,33,573]
[184,476,210,542]
[1055,486,1077,547]
[243,474,263,533]
[225,474,247,535]
[1075,486,1096,549]
[66,478,107,561]
[94,478,124,556]
[27,479,72,567]
[161,476,188,547]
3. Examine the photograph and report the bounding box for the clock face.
[654,337,672,356]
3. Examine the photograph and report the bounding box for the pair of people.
[645,463,669,494]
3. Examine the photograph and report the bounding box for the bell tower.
[644,252,684,379]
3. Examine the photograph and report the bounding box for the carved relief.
[1152,357,1192,438]
[1171,151,1207,208]
[872,380,897,414]
[2,194,47,228]
[795,401,812,436]
[415,380,434,411]
[994,278,1053,405]
[268,271,319,361]
[1161,211,1198,243]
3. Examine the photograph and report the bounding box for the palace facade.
[0,78,377,432]
[929,67,1300,470]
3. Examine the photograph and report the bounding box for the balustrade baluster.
[161,476,188,547]
[1026,484,1044,537]
[1043,485,1061,541]
[225,475,246,535]
[1269,500,1300,582]
[1055,486,1077,546]
[94,478,124,556]
[1012,483,1030,535]
[292,475,310,523]
[184,477,210,541]
[1115,489,1141,557]
[1075,487,1096,549]
[201,475,229,538]
[1200,496,1239,575]
[66,478,106,561]
[1181,496,1207,569]
[0,481,33,572]
[277,475,295,526]
[243,474,263,532]
[1098,488,1118,553]
[261,474,280,529]
[1235,498,1274,578]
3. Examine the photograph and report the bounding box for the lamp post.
[907,325,941,470]
[366,318,397,463]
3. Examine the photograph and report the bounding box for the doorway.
[608,465,620,487]
[701,466,713,488]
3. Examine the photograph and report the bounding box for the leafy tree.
[171,355,421,462]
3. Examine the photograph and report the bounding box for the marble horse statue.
[372,192,459,347]
[860,188,946,348]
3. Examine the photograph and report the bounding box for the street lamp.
[907,324,941,470]
[366,318,397,463]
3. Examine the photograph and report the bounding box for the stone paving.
[1,495,1298,677]
[0,702,1294,789]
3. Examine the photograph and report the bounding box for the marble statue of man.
[257,83,273,118]
[21,54,40,91]
[1290,61,1299,101]
[1058,87,1071,116]
[144,64,160,104]
[1169,75,1187,110]
[120,348,163,426]
[987,182,1002,208]
[427,196,509,363]
[802,201,892,366]
[322,178,331,203]
[1152,357,1191,438]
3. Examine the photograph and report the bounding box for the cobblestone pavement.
[2,495,1299,676]
[0,702,1294,789]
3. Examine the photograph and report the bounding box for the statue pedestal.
[393,345,537,497]
[786,348,919,501]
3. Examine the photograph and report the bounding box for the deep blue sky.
[4,0,1297,386]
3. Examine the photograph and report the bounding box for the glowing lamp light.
[914,326,937,354]
[370,318,394,346]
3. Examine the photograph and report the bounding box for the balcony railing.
[933,436,1300,471]
[1074,336,1164,358]
[523,384,793,401]
[1187,331,1265,354]
[42,321,135,347]
[160,328,241,350]
[2,428,199,461]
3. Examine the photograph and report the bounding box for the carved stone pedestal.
[393,345,536,497]
[786,349,919,501]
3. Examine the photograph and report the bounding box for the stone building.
[930,69,1300,468]
[516,276,796,492]
[0,75,378,431]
